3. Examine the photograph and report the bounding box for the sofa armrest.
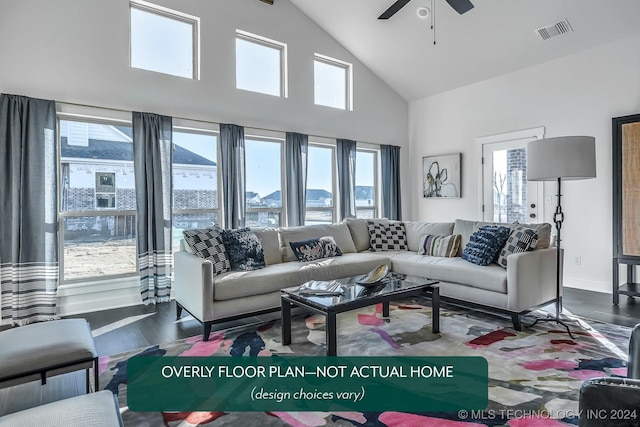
[506,248,562,312]
[579,377,640,426]
[174,251,214,323]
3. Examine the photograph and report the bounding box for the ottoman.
[0,390,122,427]
[0,319,98,393]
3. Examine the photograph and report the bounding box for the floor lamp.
[526,136,596,337]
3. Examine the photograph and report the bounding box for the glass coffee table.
[281,272,439,356]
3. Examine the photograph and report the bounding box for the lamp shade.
[527,136,596,181]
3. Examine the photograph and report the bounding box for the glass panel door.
[482,139,542,223]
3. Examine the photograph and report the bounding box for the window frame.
[304,142,337,225]
[355,147,380,219]
[244,133,286,227]
[129,0,201,80]
[235,29,288,98]
[313,53,353,111]
[171,125,221,253]
[57,114,138,284]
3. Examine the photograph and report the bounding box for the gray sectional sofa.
[174,219,558,340]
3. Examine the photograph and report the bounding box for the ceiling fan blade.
[378,0,412,19]
[258,0,274,4]
[445,0,474,14]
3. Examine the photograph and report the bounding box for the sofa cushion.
[405,221,454,252]
[183,228,231,275]
[418,234,461,257]
[219,228,265,271]
[343,217,374,252]
[252,227,282,265]
[290,236,343,262]
[462,226,511,266]
[388,252,508,294]
[453,219,552,254]
[367,220,408,251]
[279,223,357,262]
[213,253,391,301]
[497,225,538,268]
[516,222,551,249]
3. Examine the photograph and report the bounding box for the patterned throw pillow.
[367,220,408,252]
[289,236,343,262]
[497,225,539,268]
[461,225,510,266]
[218,228,266,271]
[418,234,461,257]
[182,228,231,275]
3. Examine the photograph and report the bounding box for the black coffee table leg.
[281,297,292,346]
[382,301,390,317]
[326,312,337,356]
[431,285,440,333]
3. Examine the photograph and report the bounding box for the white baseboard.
[563,277,610,294]
[57,277,143,316]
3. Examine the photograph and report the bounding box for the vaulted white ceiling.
[290,0,640,101]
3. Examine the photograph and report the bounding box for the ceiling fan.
[378,0,473,19]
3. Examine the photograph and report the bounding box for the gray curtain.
[0,94,58,325]
[285,132,308,226]
[220,124,246,229]
[381,144,402,220]
[133,112,173,305]
[337,138,357,220]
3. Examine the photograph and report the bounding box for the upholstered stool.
[0,390,122,427]
[0,319,98,393]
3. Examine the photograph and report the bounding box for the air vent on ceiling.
[535,18,573,41]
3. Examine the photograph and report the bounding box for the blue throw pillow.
[462,225,511,266]
[218,228,266,271]
[289,236,343,262]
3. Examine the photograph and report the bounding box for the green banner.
[128,356,487,412]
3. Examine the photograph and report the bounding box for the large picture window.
[59,119,137,281]
[172,129,219,253]
[245,138,283,226]
[305,144,335,225]
[355,149,379,219]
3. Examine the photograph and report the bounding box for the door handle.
[530,203,536,208]
[529,214,536,218]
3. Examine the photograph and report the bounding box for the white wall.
[0,0,410,214]
[409,35,640,294]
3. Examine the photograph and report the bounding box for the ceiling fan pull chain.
[433,0,437,45]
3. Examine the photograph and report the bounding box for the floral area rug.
[98,299,631,426]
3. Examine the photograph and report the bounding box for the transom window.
[305,144,336,225]
[355,149,378,219]
[236,30,287,97]
[130,0,199,79]
[245,138,283,226]
[314,54,352,110]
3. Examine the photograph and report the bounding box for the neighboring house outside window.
[60,120,137,281]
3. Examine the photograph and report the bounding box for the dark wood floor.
[65,287,640,357]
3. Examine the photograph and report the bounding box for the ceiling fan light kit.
[378,0,473,19]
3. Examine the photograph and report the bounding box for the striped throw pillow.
[418,234,461,257]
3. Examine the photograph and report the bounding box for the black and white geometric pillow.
[367,220,408,252]
[183,228,231,275]
[497,225,538,269]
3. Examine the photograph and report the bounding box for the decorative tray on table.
[355,264,390,286]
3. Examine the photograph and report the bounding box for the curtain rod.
[57,100,383,147]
